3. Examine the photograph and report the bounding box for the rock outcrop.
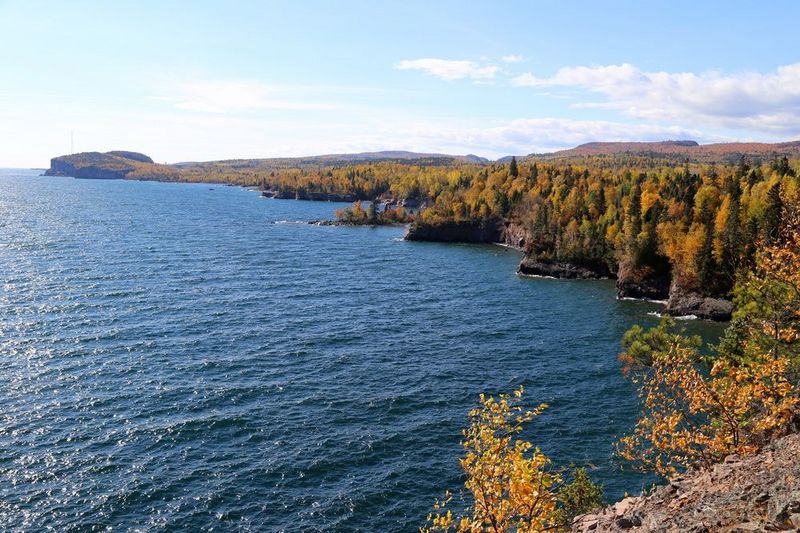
[517,258,613,279]
[500,222,529,250]
[404,218,504,243]
[616,262,671,301]
[665,283,734,321]
[404,219,535,251]
[45,151,153,179]
[573,432,800,532]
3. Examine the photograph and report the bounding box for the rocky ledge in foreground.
[573,432,800,532]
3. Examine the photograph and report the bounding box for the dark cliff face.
[518,258,613,279]
[404,219,504,244]
[404,219,532,250]
[45,158,132,179]
[615,261,672,301]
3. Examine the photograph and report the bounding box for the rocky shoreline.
[572,432,800,532]
[261,190,359,202]
[404,220,734,321]
[517,258,613,279]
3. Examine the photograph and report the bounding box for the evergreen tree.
[509,156,519,178]
[771,156,795,177]
[695,201,717,293]
[720,179,742,292]
[367,200,378,223]
[629,181,643,240]
[763,183,783,244]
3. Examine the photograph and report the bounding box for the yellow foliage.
[620,207,800,476]
[640,188,661,216]
[422,388,562,533]
[618,341,798,476]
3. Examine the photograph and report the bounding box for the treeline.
[126,151,799,298]
[423,199,800,532]
[256,154,798,297]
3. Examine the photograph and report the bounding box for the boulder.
[665,283,734,321]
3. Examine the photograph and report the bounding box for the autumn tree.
[422,388,562,533]
[619,205,800,475]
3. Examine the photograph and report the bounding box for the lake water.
[0,171,724,531]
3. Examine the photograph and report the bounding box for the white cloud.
[396,117,711,157]
[512,63,800,134]
[163,80,336,113]
[394,58,500,81]
[501,54,524,63]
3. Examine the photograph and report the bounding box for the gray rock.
[665,283,734,321]
[572,432,800,532]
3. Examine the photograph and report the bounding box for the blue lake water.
[0,171,724,531]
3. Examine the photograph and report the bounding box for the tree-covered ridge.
[46,149,799,300]
[259,155,794,299]
[422,201,800,532]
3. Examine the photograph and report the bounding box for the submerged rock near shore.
[572,432,800,532]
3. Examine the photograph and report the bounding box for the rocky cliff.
[518,258,613,279]
[615,261,671,301]
[664,282,734,321]
[406,219,734,320]
[404,219,505,244]
[573,432,800,532]
[45,151,153,179]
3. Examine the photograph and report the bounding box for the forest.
[259,154,799,300]
[420,186,800,532]
[48,149,800,300]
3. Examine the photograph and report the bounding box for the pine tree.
[720,179,742,292]
[629,181,643,242]
[697,202,717,294]
[509,156,519,178]
[771,156,795,177]
[763,183,783,244]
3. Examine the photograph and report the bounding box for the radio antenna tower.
[71,131,74,154]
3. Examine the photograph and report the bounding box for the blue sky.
[2,0,800,166]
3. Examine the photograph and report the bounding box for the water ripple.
[0,171,725,531]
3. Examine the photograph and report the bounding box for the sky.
[2,0,800,167]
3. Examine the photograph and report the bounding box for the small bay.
[0,171,724,531]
